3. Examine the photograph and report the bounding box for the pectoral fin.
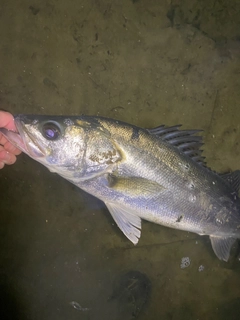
[107,175,165,198]
[210,236,236,261]
[105,202,141,245]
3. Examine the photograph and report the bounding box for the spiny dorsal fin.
[147,125,206,165]
[221,170,240,195]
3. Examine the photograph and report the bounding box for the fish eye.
[42,122,61,140]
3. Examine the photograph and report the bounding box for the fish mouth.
[0,115,46,158]
[16,116,47,158]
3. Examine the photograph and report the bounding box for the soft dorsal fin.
[147,125,206,165]
[221,170,240,194]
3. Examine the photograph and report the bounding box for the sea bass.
[1,115,240,261]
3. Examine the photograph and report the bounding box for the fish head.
[1,115,122,181]
[1,115,88,177]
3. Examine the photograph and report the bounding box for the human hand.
[0,111,22,169]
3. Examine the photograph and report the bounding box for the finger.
[0,133,9,145]
[4,141,22,155]
[0,111,17,131]
[0,150,17,165]
[0,133,22,155]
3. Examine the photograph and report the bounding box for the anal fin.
[105,202,141,245]
[210,236,236,261]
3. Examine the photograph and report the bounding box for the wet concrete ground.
[0,0,240,319]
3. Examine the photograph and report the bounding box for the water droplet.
[180,257,191,269]
[69,301,90,311]
[188,182,195,189]
[216,218,223,225]
[198,265,204,272]
[189,195,196,203]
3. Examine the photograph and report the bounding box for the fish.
[0,114,240,261]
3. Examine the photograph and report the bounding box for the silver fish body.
[1,114,240,261]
